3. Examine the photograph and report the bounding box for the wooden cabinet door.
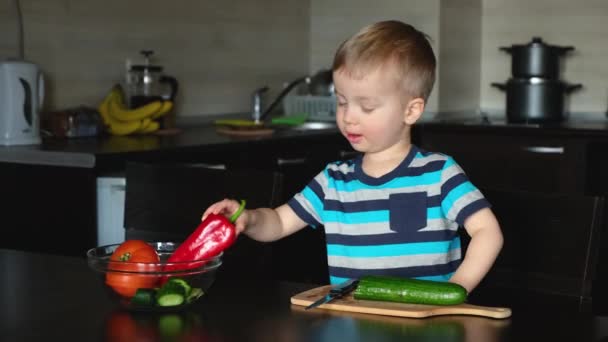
[465,188,605,299]
[268,144,339,284]
[417,129,587,194]
[0,163,97,257]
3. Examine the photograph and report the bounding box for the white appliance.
[96,176,127,246]
[0,60,44,145]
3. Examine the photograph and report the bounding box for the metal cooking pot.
[492,78,582,124]
[307,69,334,96]
[500,37,574,79]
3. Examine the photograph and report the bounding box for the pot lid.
[500,37,574,53]
[528,37,549,46]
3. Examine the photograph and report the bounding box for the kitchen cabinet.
[415,125,588,194]
[0,163,97,256]
[122,162,285,281]
[0,125,352,287]
[414,122,608,309]
[5,119,608,298]
[246,134,357,284]
[469,189,604,303]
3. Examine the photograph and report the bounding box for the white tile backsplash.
[310,0,441,112]
[1,0,310,118]
[2,0,607,119]
[480,0,608,118]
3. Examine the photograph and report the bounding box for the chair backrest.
[464,188,606,304]
[123,161,284,279]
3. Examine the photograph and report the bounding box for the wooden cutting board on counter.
[291,285,512,319]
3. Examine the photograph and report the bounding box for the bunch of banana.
[98,85,173,136]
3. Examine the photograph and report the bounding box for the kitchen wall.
[437,0,482,115]
[310,0,442,113]
[310,0,608,119]
[2,0,607,120]
[310,0,484,116]
[481,0,608,118]
[0,0,310,118]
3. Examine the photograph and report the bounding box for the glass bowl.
[87,241,222,312]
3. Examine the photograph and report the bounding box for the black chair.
[123,161,284,279]
[463,187,606,310]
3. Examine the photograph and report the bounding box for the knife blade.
[305,278,359,310]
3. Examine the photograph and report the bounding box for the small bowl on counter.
[87,241,222,312]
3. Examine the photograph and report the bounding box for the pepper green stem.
[229,200,246,223]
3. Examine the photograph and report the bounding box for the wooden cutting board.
[291,285,512,319]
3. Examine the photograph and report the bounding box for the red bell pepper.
[164,200,246,274]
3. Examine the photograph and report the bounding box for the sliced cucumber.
[156,279,190,307]
[166,278,192,296]
[186,288,204,303]
[131,288,157,306]
[157,293,185,306]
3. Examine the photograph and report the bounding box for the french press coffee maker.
[125,50,178,109]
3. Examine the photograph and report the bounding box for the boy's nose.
[341,108,357,125]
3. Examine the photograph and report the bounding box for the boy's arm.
[449,207,504,293]
[243,204,308,242]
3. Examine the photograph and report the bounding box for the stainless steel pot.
[307,69,334,96]
[500,37,574,79]
[492,78,582,124]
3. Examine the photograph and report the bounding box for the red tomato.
[105,240,161,298]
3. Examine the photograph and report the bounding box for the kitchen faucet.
[250,76,308,123]
[251,86,269,123]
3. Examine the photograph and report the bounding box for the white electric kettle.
[0,60,45,145]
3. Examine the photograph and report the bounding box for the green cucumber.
[157,293,185,306]
[131,288,157,306]
[353,275,467,306]
[166,278,192,296]
[156,281,188,307]
[186,288,204,303]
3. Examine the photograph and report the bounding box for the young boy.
[203,20,503,293]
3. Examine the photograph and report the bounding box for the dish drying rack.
[283,95,337,122]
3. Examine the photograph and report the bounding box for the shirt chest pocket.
[389,192,427,234]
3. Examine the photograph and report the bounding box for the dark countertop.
[0,123,343,168]
[419,116,608,139]
[2,115,608,169]
[1,248,607,342]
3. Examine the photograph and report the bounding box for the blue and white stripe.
[288,145,490,284]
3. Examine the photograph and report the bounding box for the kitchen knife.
[305,278,359,310]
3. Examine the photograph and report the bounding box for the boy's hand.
[202,198,249,235]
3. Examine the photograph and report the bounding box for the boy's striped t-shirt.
[287,145,490,285]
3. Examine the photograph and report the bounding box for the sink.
[288,122,337,131]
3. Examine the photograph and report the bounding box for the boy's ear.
[403,97,425,125]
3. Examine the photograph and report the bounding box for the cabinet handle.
[523,146,564,154]
[277,157,307,166]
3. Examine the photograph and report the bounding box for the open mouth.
[345,133,363,144]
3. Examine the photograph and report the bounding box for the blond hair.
[332,20,436,101]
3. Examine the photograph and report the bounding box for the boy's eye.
[337,101,347,107]
[362,106,375,113]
